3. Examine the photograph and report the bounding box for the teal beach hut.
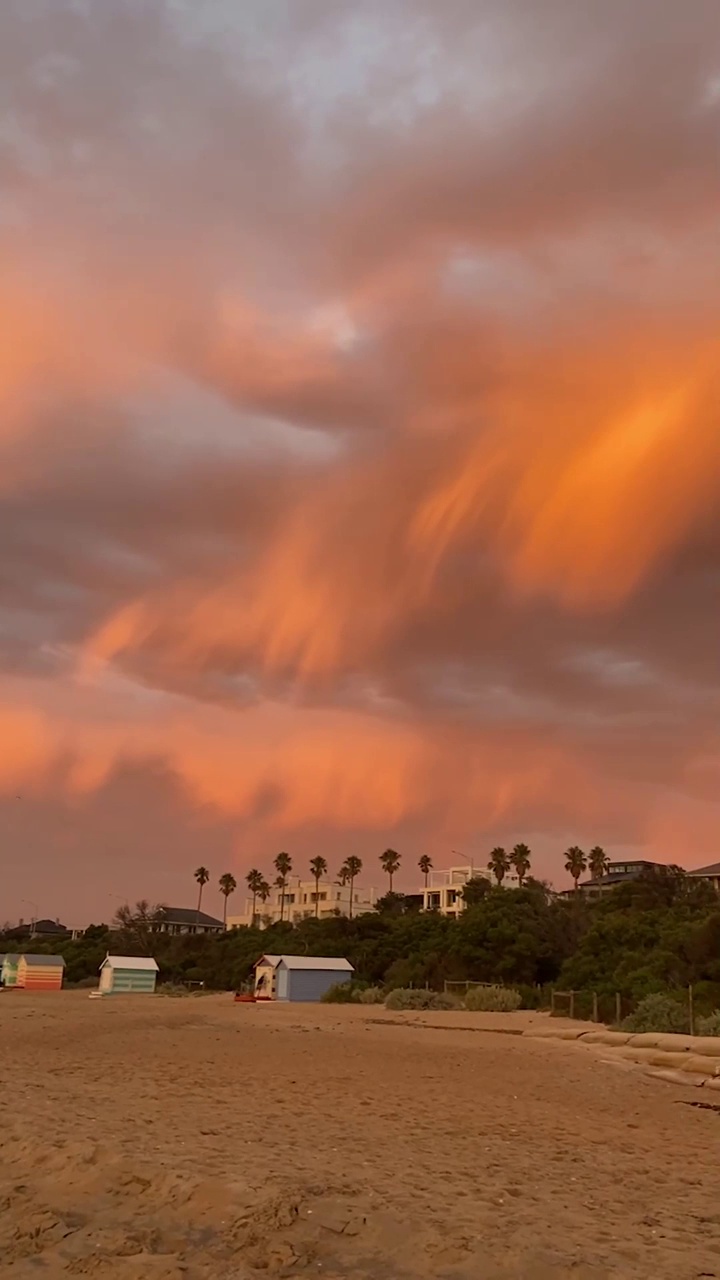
[1,954,20,987]
[99,954,159,994]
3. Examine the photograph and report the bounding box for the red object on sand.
[234,993,256,1002]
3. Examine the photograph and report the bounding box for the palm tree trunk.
[251,891,257,928]
[389,873,393,892]
[223,895,228,926]
[197,883,203,913]
[424,871,428,889]
[314,876,320,918]
[349,876,354,919]
[280,883,285,922]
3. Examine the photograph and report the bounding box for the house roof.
[276,955,354,971]
[31,919,69,933]
[101,955,159,971]
[255,954,282,968]
[21,954,66,967]
[158,907,224,927]
[689,862,720,877]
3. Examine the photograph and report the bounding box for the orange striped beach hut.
[17,954,65,991]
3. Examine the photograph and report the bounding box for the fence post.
[688,984,695,1037]
[550,989,556,1016]
[592,991,599,1023]
[569,990,575,1020]
[615,992,621,1026]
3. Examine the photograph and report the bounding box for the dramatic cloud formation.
[1,0,719,922]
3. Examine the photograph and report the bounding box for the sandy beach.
[1,993,719,1279]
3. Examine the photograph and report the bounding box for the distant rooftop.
[157,907,224,927]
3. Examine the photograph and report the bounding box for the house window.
[428,892,441,908]
[447,890,457,905]
[286,894,295,904]
[303,894,308,904]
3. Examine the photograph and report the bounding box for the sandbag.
[681,1054,720,1077]
[651,1034,696,1053]
[523,1027,587,1041]
[579,1030,630,1046]
[688,1037,720,1058]
[643,1068,702,1088]
[604,1045,661,1063]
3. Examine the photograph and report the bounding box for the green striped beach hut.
[99,955,159,994]
[1,954,20,987]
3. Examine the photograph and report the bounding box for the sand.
[1,995,719,1279]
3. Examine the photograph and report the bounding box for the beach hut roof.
[255,954,282,968]
[21,954,66,967]
[100,955,159,971]
[276,956,354,972]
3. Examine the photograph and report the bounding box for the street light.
[21,899,39,931]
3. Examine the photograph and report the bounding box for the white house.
[420,864,520,916]
[228,876,378,929]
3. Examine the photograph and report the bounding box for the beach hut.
[17,954,65,991]
[1,954,20,987]
[274,956,354,1002]
[98,955,159,994]
[253,954,282,999]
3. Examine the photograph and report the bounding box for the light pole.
[21,899,39,932]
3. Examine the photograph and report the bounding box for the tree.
[488,847,510,886]
[274,852,292,922]
[461,876,491,907]
[218,873,237,927]
[418,855,433,888]
[113,900,166,955]
[588,846,610,882]
[194,866,210,914]
[339,856,363,919]
[511,843,531,887]
[309,856,328,918]
[380,848,401,892]
[257,877,271,920]
[246,869,265,927]
[375,891,410,916]
[564,846,587,893]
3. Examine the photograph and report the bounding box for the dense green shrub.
[357,986,385,1004]
[696,1010,720,1037]
[321,982,360,1003]
[385,988,457,1011]
[464,984,521,1012]
[621,993,690,1034]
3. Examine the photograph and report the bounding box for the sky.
[1,0,719,927]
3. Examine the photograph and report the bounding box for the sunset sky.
[2,0,719,926]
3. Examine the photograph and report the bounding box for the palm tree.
[339,856,363,919]
[309,856,328,918]
[488,847,510,886]
[418,855,433,888]
[564,846,587,893]
[380,848,401,892]
[511,843,531,887]
[257,877,271,925]
[588,846,610,882]
[245,868,265,926]
[274,852,292,922]
[218,873,237,927]
[194,866,210,914]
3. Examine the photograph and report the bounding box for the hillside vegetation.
[3,869,719,1013]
